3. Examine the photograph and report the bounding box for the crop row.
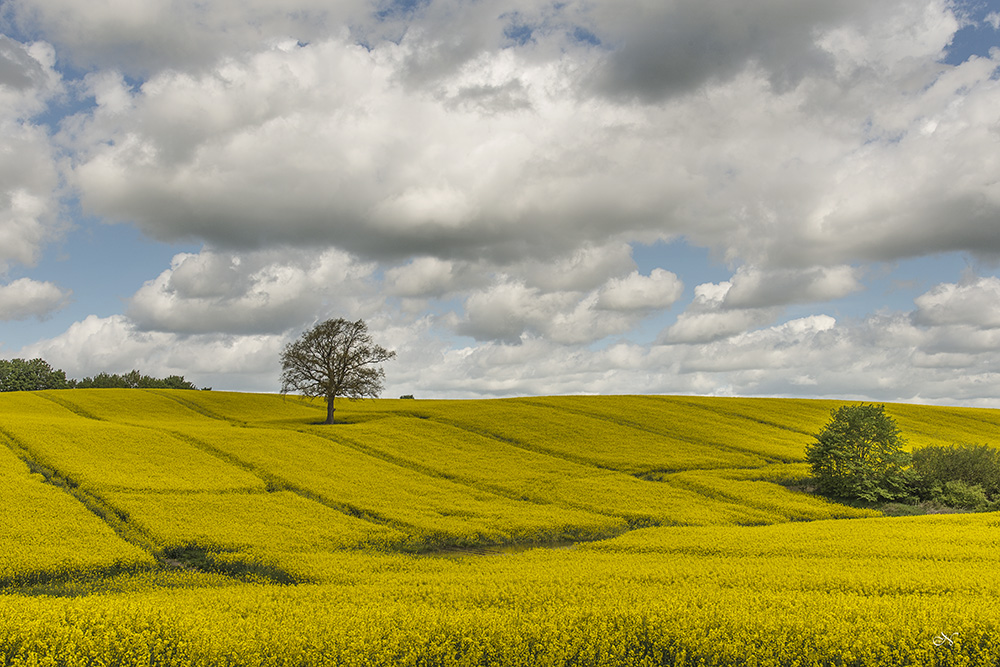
[520,396,815,461]
[2,415,265,492]
[3,389,998,599]
[173,424,624,549]
[35,391,1000,459]
[104,490,406,555]
[395,398,768,474]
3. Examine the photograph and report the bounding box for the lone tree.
[806,403,912,503]
[279,318,396,424]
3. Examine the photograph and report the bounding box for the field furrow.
[521,395,811,462]
[400,398,766,474]
[104,490,407,553]
[173,424,625,548]
[0,436,156,586]
[2,417,266,492]
[318,416,804,527]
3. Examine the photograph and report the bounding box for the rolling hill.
[1,390,999,665]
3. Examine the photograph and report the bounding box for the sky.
[1,0,1000,405]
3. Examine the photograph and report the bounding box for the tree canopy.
[0,358,68,392]
[279,318,396,424]
[806,403,912,503]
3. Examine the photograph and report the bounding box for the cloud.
[19,310,413,392]
[517,243,637,292]
[0,34,51,90]
[21,273,1000,407]
[0,37,63,272]
[677,315,839,373]
[20,314,286,386]
[663,307,783,345]
[0,278,71,320]
[920,324,1000,355]
[596,269,683,311]
[68,37,558,258]
[675,312,1000,406]
[390,307,1000,406]
[452,268,674,345]
[387,336,702,399]
[126,247,378,334]
[585,0,865,102]
[53,0,997,281]
[5,0,368,75]
[659,265,863,343]
[912,276,1000,328]
[385,257,462,298]
[661,281,781,344]
[814,0,957,74]
[56,33,652,261]
[722,265,864,309]
[6,0,1000,407]
[454,280,587,344]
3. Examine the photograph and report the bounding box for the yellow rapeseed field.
[1,389,999,666]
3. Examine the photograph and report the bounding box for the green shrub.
[911,443,1000,501]
[929,480,989,510]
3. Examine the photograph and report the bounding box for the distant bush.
[0,358,198,391]
[910,443,1000,511]
[911,443,1000,498]
[879,502,928,517]
[69,370,198,390]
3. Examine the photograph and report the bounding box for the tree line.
[807,403,1000,513]
[0,358,201,392]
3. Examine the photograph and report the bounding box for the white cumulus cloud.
[597,269,683,311]
[126,248,378,334]
[20,314,286,387]
[0,278,71,320]
[912,276,1000,328]
[0,37,64,272]
[723,265,864,309]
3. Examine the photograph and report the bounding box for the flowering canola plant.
[2,390,1000,665]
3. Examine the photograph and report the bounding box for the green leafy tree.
[280,318,396,424]
[0,358,69,392]
[806,403,912,502]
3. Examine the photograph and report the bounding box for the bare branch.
[280,318,397,424]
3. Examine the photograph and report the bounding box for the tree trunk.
[325,396,336,424]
